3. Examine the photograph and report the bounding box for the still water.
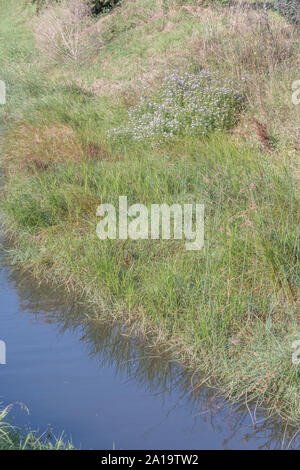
[0,244,299,450]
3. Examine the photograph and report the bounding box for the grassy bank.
[0,0,299,429]
[0,406,73,450]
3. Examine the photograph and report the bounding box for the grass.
[0,406,73,450]
[0,0,299,432]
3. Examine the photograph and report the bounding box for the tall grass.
[0,406,73,450]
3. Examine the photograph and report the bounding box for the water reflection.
[1,252,300,450]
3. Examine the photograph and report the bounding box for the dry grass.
[34,0,103,63]
[3,124,84,172]
[252,118,273,151]
[189,3,298,74]
[184,2,300,150]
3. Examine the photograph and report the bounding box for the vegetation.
[89,0,120,14]
[33,0,102,63]
[30,0,119,15]
[109,71,244,139]
[0,406,73,450]
[0,0,299,432]
[275,0,300,24]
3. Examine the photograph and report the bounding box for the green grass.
[0,406,73,450]
[0,0,299,430]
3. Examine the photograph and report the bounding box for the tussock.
[34,0,103,63]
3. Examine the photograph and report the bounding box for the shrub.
[109,71,244,141]
[89,0,120,15]
[33,0,102,63]
[274,0,300,24]
[31,0,59,14]
[31,0,120,15]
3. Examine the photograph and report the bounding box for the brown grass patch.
[88,78,130,96]
[189,3,297,76]
[252,119,273,151]
[85,142,119,162]
[4,124,84,172]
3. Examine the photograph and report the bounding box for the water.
[0,130,298,450]
[1,249,299,450]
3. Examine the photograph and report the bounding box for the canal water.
[0,245,299,450]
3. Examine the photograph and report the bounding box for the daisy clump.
[109,71,244,141]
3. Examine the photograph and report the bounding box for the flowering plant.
[108,71,244,140]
